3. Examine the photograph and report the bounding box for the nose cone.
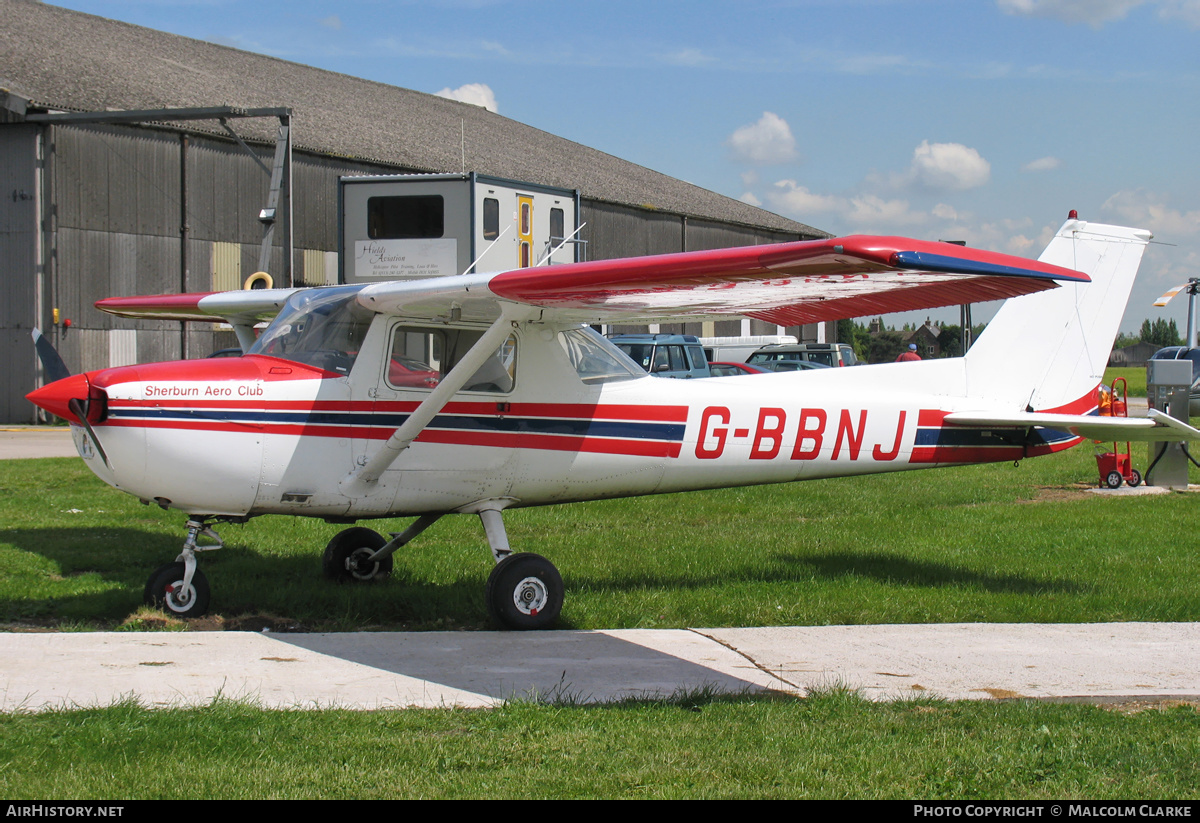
[27,372,91,423]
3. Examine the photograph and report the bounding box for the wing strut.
[342,312,518,493]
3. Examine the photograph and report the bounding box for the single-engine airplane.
[27,213,1200,628]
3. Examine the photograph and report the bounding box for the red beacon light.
[1068,209,1078,220]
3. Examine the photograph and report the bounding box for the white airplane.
[27,213,1199,628]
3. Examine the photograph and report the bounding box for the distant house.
[868,317,942,358]
[1109,342,1159,367]
[906,319,942,358]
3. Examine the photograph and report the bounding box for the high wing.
[95,235,1086,327]
[359,235,1087,324]
[945,409,1200,442]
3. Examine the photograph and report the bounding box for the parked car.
[609,334,710,379]
[759,360,831,373]
[1148,346,1200,415]
[746,342,859,370]
[707,361,774,377]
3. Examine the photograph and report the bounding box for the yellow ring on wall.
[244,271,273,290]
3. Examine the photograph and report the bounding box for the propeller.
[29,329,110,468]
[67,396,110,468]
[31,328,71,383]
[1153,278,1200,349]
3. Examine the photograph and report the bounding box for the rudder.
[963,218,1151,413]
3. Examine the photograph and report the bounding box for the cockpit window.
[249,286,374,375]
[558,327,645,385]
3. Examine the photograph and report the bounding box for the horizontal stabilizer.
[944,410,1200,442]
[96,289,298,324]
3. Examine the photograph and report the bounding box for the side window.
[386,326,516,393]
[483,198,500,241]
[617,343,654,372]
[387,328,443,389]
[557,328,644,384]
[550,207,565,241]
[657,345,687,372]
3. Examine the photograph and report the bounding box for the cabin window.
[483,198,500,241]
[558,328,644,385]
[367,195,444,239]
[386,326,516,393]
[550,208,564,242]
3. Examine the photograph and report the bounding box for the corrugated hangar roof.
[0,0,823,237]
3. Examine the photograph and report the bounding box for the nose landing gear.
[143,518,223,618]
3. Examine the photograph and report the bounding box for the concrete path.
[1,622,1196,711]
[0,426,79,460]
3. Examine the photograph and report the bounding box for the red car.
[707,361,774,376]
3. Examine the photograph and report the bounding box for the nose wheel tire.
[322,527,393,582]
[486,552,563,630]
[144,562,211,618]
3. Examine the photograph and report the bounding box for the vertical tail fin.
[964,218,1152,412]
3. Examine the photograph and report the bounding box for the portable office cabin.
[339,173,581,284]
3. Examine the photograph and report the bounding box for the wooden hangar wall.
[3,121,816,423]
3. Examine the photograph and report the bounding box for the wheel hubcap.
[513,576,549,616]
[164,580,194,610]
[347,548,379,580]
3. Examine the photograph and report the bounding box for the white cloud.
[908,141,991,191]
[739,192,763,207]
[996,0,1149,26]
[932,203,961,221]
[1005,234,1037,254]
[1157,0,1200,27]
[1021,156,1062,172]
[1102,189,1200,235]
[766,180,845,215]
[764,181,929,230]
[845,195,927,228]
[661,48,714,67]
[727,112,797,165]
[435,83,499,113]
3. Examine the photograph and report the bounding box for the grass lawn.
[2,440,1199,631]
[1,693,1197,799]
[1102,366,1147,397]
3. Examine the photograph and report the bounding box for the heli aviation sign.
[353,238,458,279]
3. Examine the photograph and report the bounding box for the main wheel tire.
[322,527,392,582]
[485,552,563,630]
[1105,470,1123,489]
[144,562,211,618]
[1128,469,1143,488]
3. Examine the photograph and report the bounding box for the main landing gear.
[321,508,564,630]
[144,509,564,629]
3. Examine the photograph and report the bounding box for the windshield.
[249,286,374,375]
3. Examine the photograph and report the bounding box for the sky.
[41,0,1200,335]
